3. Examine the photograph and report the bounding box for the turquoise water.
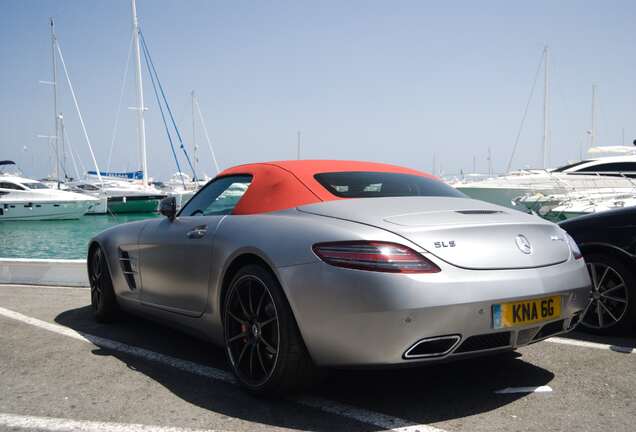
[0,213,159,260]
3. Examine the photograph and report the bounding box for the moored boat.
[84,173,165,213]
[0,162,98,221]
[454,152,636,209]
[544,193,636,221]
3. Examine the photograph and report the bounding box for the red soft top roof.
[216,160,434,215]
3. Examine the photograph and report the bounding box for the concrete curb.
[0,258,89,287]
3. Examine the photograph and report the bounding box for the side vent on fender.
[119,249,137,290]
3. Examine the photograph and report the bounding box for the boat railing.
[514,169,636,219]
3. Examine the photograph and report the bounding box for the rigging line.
[506,49,545,173]
[139,31,186,188]
[194,97,220,174]
[55,39,103,184]
[139,30,198,180]
[107,29,135,172]
[62,124,81,179]
[140,31,197,180]
[71,129,88,178]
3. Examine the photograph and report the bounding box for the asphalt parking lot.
[1,284,634,432]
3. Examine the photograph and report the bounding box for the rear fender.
[579,242,636,269]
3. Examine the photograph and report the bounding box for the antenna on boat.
[131,0,149,187]
[58,113,67,179]
[542,45,549,169]
[622,127,625,147]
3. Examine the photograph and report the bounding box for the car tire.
[580,252,636,335]
[89,245,118,323]
[223,264,318,396]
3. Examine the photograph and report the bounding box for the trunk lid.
[298,197,570,269]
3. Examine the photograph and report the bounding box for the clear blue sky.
[1,0,635,180]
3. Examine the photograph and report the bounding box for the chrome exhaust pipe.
[403,335,461,359]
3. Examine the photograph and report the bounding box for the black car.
[560,206,636,335]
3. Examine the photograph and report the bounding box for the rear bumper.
[277,256,590,367]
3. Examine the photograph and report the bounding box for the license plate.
[492,296,561,329]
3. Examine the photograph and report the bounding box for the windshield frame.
[551,160,593,172]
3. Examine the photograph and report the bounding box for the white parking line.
[495,386,552,394]
[547,337,635,353]
[0,306,442,432]
[0,283,86,290]
[0,413,224,432]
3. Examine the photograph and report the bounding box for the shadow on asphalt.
[56,306,555,431]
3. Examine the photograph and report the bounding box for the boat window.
[576,162,636,173]
[179,175,253,217]
[76,184,99,191]
[23,182,49,190]
[0,182,25,190]
[551,160,592,172]
[314,172,465,198]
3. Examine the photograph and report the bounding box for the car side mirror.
[159,197,177,221]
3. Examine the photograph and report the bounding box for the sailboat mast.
[542,45,549,169]
[50,18,60,188]
[590,84,597,148]
[432,153,436,176]
[191,90,198,180]
[297,131,301,160]
[131,0,148,187]
[58,113,66,179]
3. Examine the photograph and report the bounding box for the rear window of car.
[314,171,465,198]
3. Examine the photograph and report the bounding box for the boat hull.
[85,196,108,215]
[107,195,163,213]
[0,201,92,221]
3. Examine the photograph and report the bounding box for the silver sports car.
[88,160,591,395]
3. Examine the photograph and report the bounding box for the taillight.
[312,241,441,273]
[566,234,583,260]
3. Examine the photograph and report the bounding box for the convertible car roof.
[217,160,434,215]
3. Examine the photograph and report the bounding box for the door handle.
[186,225,208,239]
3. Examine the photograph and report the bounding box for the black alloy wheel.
[225,273,280,387]
[223,264,318,395]
[580,253,636,335]
[89,246,117,322]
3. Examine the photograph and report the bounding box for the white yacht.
[0,161,98,221]
[453,150,636,209]
[38,180,109,215]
